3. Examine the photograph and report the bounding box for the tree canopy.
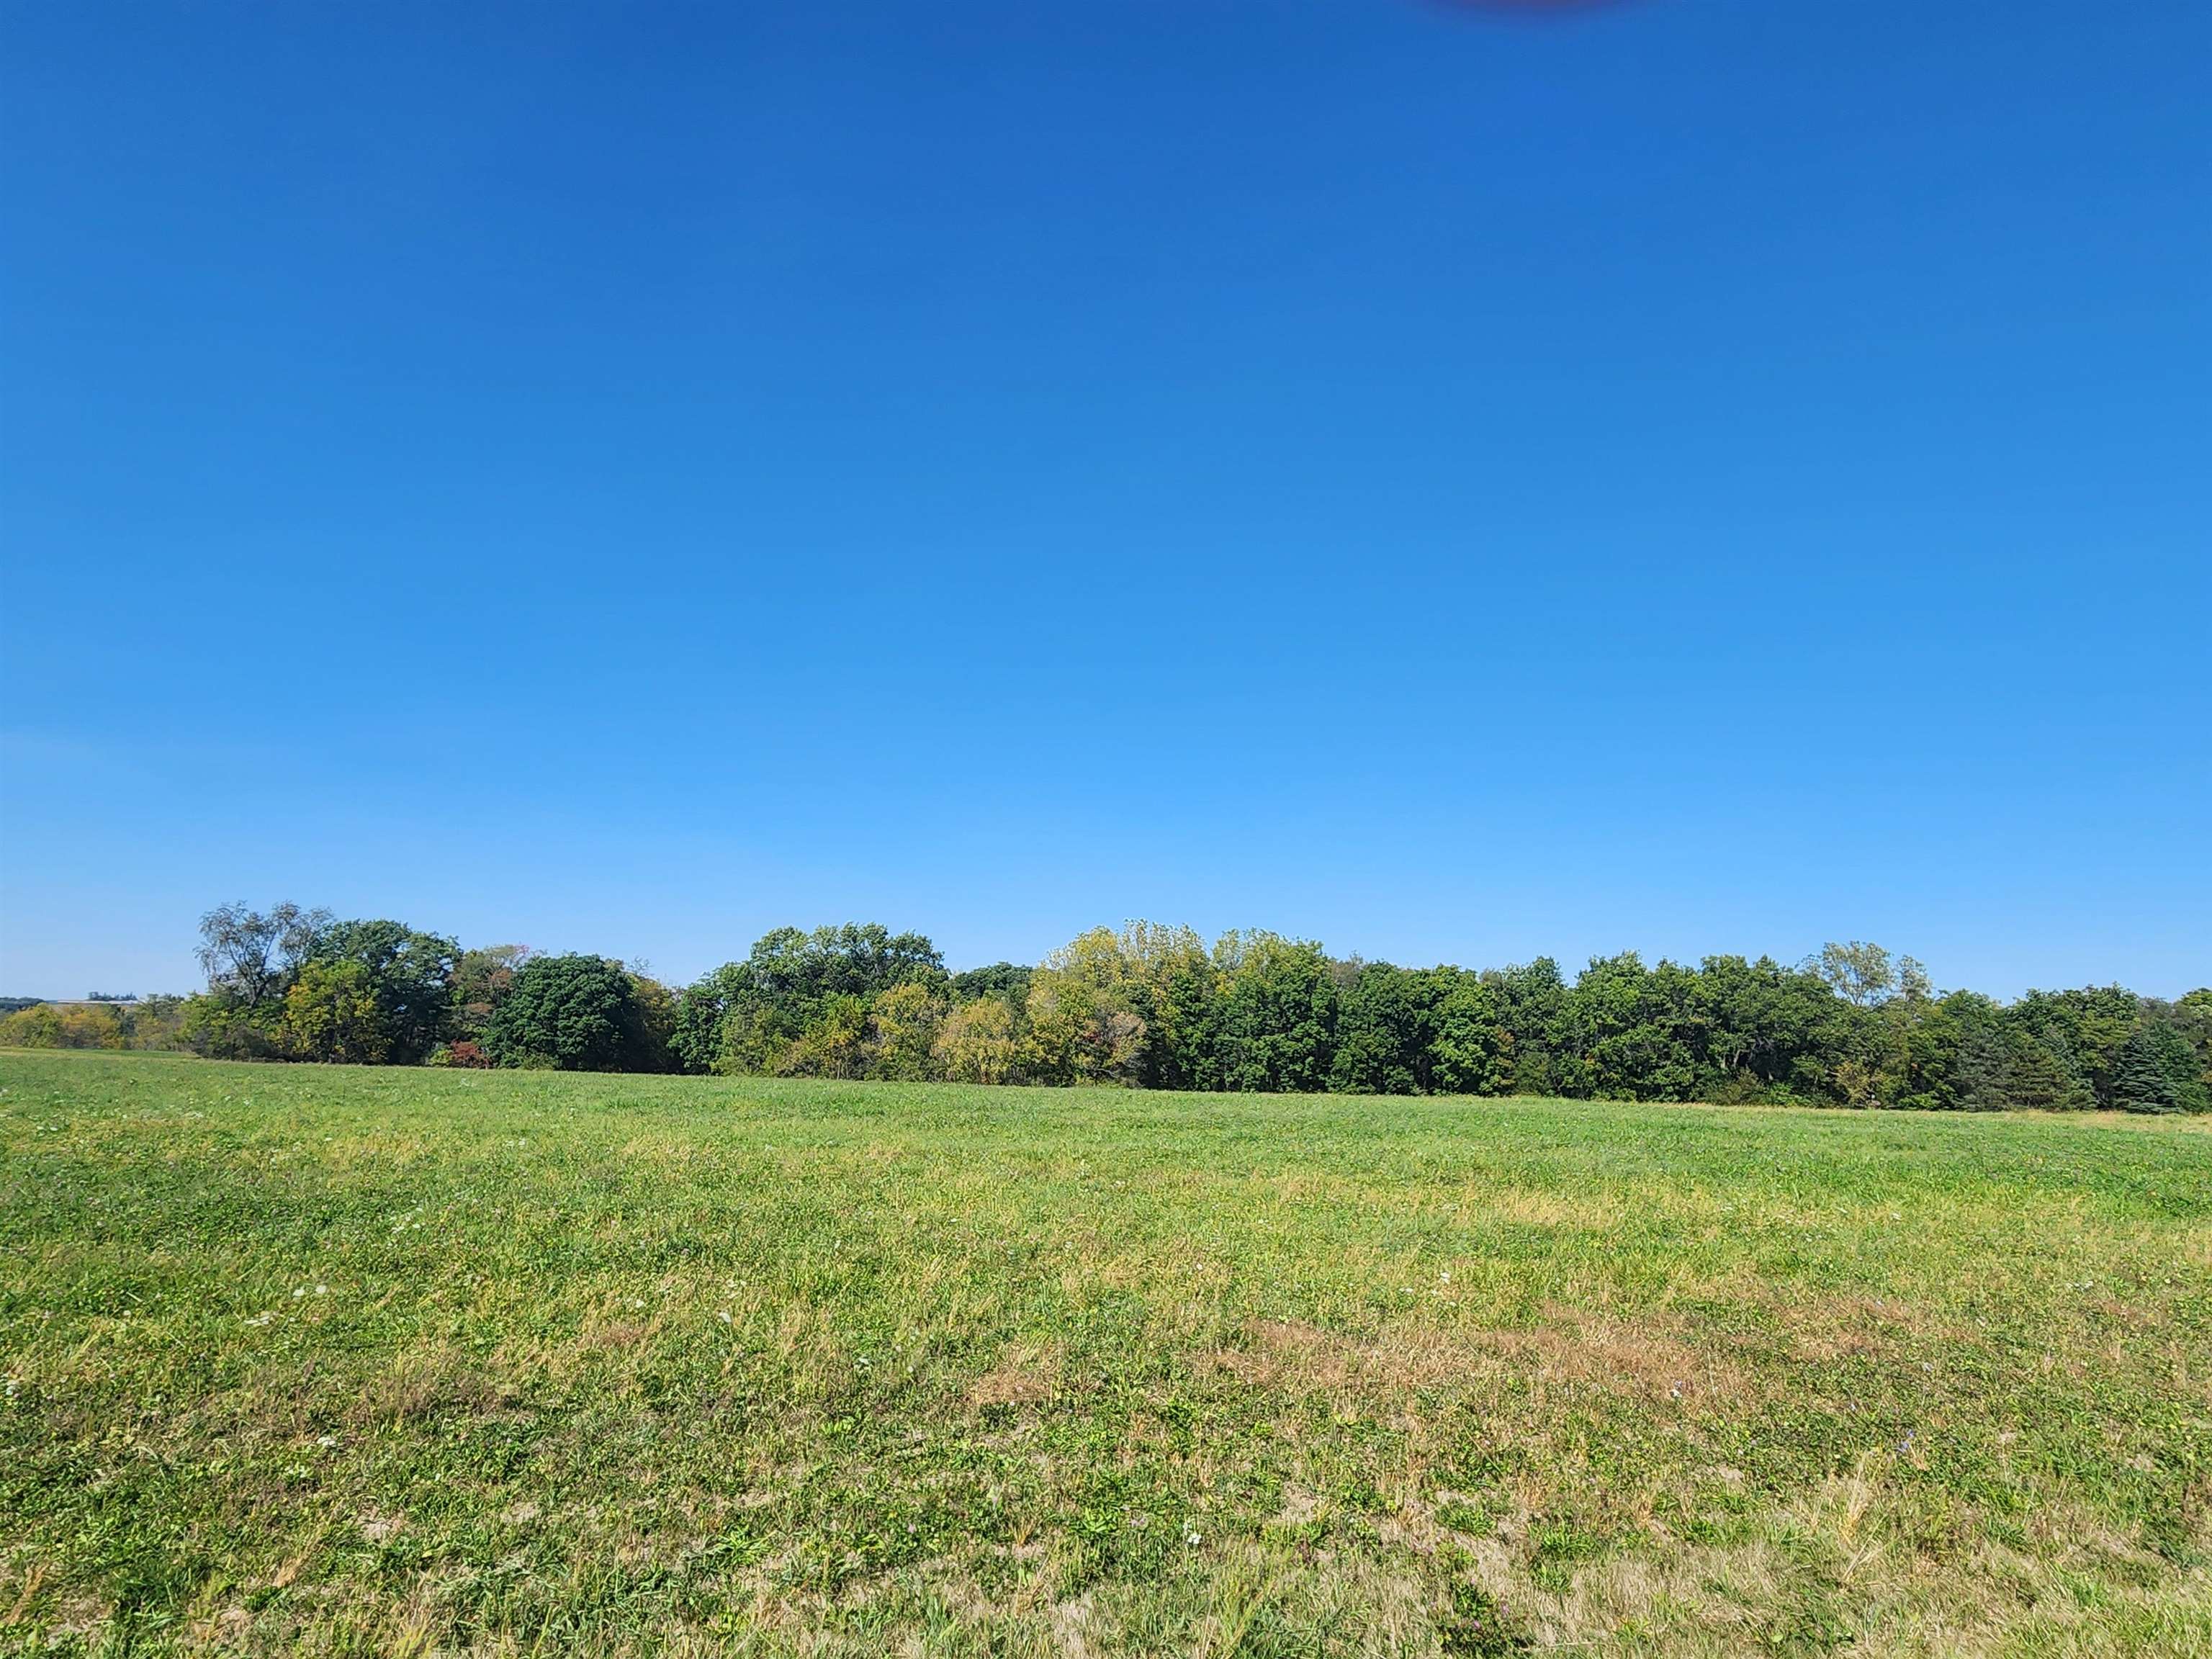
[483,954,666,1073]
[13,903,2200,1112]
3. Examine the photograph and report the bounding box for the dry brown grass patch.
[1478,1308,1755,1408]
[1214,1317,1467,1394]
[351,1343,515,1427]
[967,1340,1064,1411]
[579,1316,652,1352]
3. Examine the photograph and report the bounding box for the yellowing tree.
[283,961,392,1064]
[868,981,946,1080]
[778,994,869,1078]
[935,997,1017,1084]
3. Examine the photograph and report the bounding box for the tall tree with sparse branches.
[195,902,331,1007]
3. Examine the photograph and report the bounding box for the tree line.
[3,904,2206,1113]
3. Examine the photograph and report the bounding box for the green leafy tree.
[1483,958,1568,1095]
[282,960,392,1064]
[184,902,331,1056]
[180,994,289,1060]
[451,945,532,1044]
[626,967,678,1074]
[1812,941,1897,1007]
[1215,932,1336,1093]
[1330,963,1439,1094]
[950,962,1034,1007]
[1146,937,1223,1091]
[750,924,945,1010]
[307,920,459,1064]
[484,954,651,1072]
[672,961,750,1074]
[1429,973,1507,1095]
[1553,953,1699,1102]
[677,925,946,1074]
[1689,955,1841,1102]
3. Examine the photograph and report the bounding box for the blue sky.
[3,0,2207,1000]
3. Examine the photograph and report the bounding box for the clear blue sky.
[3,0,2207,1001]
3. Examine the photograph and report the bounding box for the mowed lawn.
[1,1053,2208,1658]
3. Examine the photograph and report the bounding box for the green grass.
[2,1051,2208,1658]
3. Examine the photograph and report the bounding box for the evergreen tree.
[2004,1032,2092,1111]
[2111,1020,2207,1114]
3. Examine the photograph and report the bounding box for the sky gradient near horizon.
[4,0,2208,1001]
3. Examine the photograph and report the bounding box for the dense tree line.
[4,907,2206,1113]
[0,996,189,1052]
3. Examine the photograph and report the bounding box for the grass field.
[1,1052,2208,1658]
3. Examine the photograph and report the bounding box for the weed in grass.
[1439,1582,1529,1657]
